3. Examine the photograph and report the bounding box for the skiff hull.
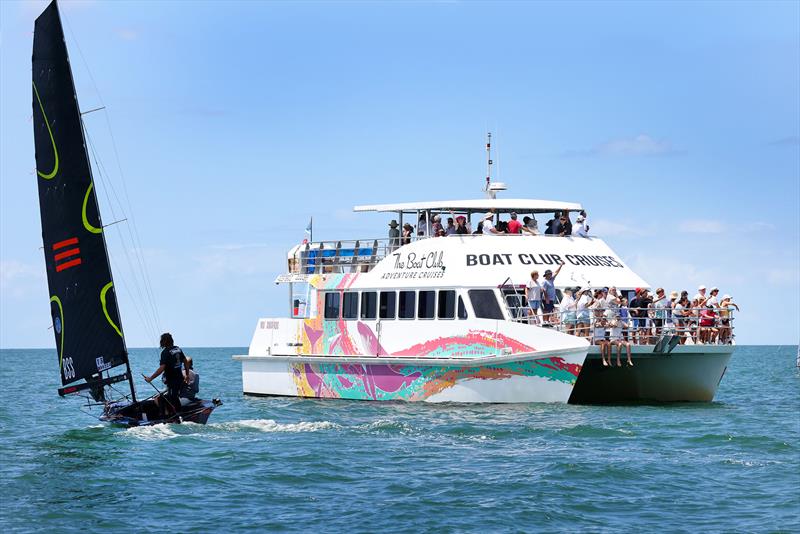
[101,398,222,427]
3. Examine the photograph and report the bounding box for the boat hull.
[237,350,586,403]
[568,345,733,404]
[101,398,222,427]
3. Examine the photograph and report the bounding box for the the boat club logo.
[383,251,446,280]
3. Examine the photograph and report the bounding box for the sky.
[1,0,798,348]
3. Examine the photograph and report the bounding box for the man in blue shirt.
[541,262,564,325]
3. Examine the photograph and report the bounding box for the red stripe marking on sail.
[55,258,82,272]
[53,237,78,250]
[54,248,80,261]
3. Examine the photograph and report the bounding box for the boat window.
[360,291,377,319]
[399,290,416,319]
[457,295,467,319]
[438,290,456,319]
[324,292,340,320]
[418,290,435,320]
[379,291,396,319]
[468,289,504,320]
[342,292,359,319]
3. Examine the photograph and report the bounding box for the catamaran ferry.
[234,184,735,403]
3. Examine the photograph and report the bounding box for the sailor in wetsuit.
[145,332,189,416]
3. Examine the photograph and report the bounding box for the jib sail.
[33,1,128,387]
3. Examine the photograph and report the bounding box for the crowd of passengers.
[389,209,590,243]
[522,267,739,367]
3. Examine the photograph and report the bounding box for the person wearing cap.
[482,212,504,236]
[705,287,720,308]
[541,262,564,324]
[525,270,543,325]
[693,285,708,306]
[507,212,522,234]
[388,220,400,251]
[572,215,589,238]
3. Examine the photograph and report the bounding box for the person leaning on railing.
[718,295,739,344]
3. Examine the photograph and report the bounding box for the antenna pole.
[485,132,492,192]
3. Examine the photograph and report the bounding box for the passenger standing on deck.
[718,295,739,344]
[445,217,457,236]
[482,212,505,235]
[572,215,589,237]
[507,212,523,234]
[560,213,572,237]
[541,263,563,324]
[591,289,611,365]
[706,287,720,308]
[629,289,646,345]
[455,215,469,235]
[145,333,190,416]
[693,285,708,306]
[560,287,577,335]
[401,223,413,245]
[431,215,444,237]
[575,287,592,339]
[388,220,400,251]
[417,213,428,237]
[526,271,543,325]
[524,215,540,235]
[652,288,668,335]
[545,212,562,236]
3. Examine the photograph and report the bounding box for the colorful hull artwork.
[291,356,581,401]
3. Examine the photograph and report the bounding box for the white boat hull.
[236,349,586,403]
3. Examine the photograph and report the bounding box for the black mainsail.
[32,1,133,400]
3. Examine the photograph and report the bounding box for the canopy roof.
[353,198,583,215]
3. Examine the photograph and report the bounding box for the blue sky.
[1,0,798,348]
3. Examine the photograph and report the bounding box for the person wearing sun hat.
[482,212,504,236]
[388,220,400,250]
[718,294,740,344]
[693,285,707,306]
[706,287,720,308]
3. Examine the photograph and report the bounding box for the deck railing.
[502,295,736,346]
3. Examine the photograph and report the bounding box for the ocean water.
[0,346,798,532]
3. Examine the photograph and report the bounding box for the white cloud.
[564,134,680,157]
[0,260,45,298]
[677,219,725,234]
[589,219,648,237]
[115,28,138,41]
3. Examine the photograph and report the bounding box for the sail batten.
[33,0,129,387]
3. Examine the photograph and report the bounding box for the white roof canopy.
[353,198,583,215]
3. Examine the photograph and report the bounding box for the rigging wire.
[62,12,163,342]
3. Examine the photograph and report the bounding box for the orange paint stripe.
[54,248,80,261]
[53,237,78,250]
[55,258,82,272]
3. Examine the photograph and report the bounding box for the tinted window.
[438,290,455,319]
[418,290,435,319]
[469,289,504,319]
[342,292,358,319]
[324,292,340,320]
[399,291,416,319]
[458,296,467,319]
[379,291,396,319]
[360,291,377,319]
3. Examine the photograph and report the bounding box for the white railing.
[502,297,736,346]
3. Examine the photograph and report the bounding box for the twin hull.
[235,317,589,403]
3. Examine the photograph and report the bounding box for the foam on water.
[212,418,338,433]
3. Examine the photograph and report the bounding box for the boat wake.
[210,419,338,433]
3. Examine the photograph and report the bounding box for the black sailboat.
[32,0,220,426]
